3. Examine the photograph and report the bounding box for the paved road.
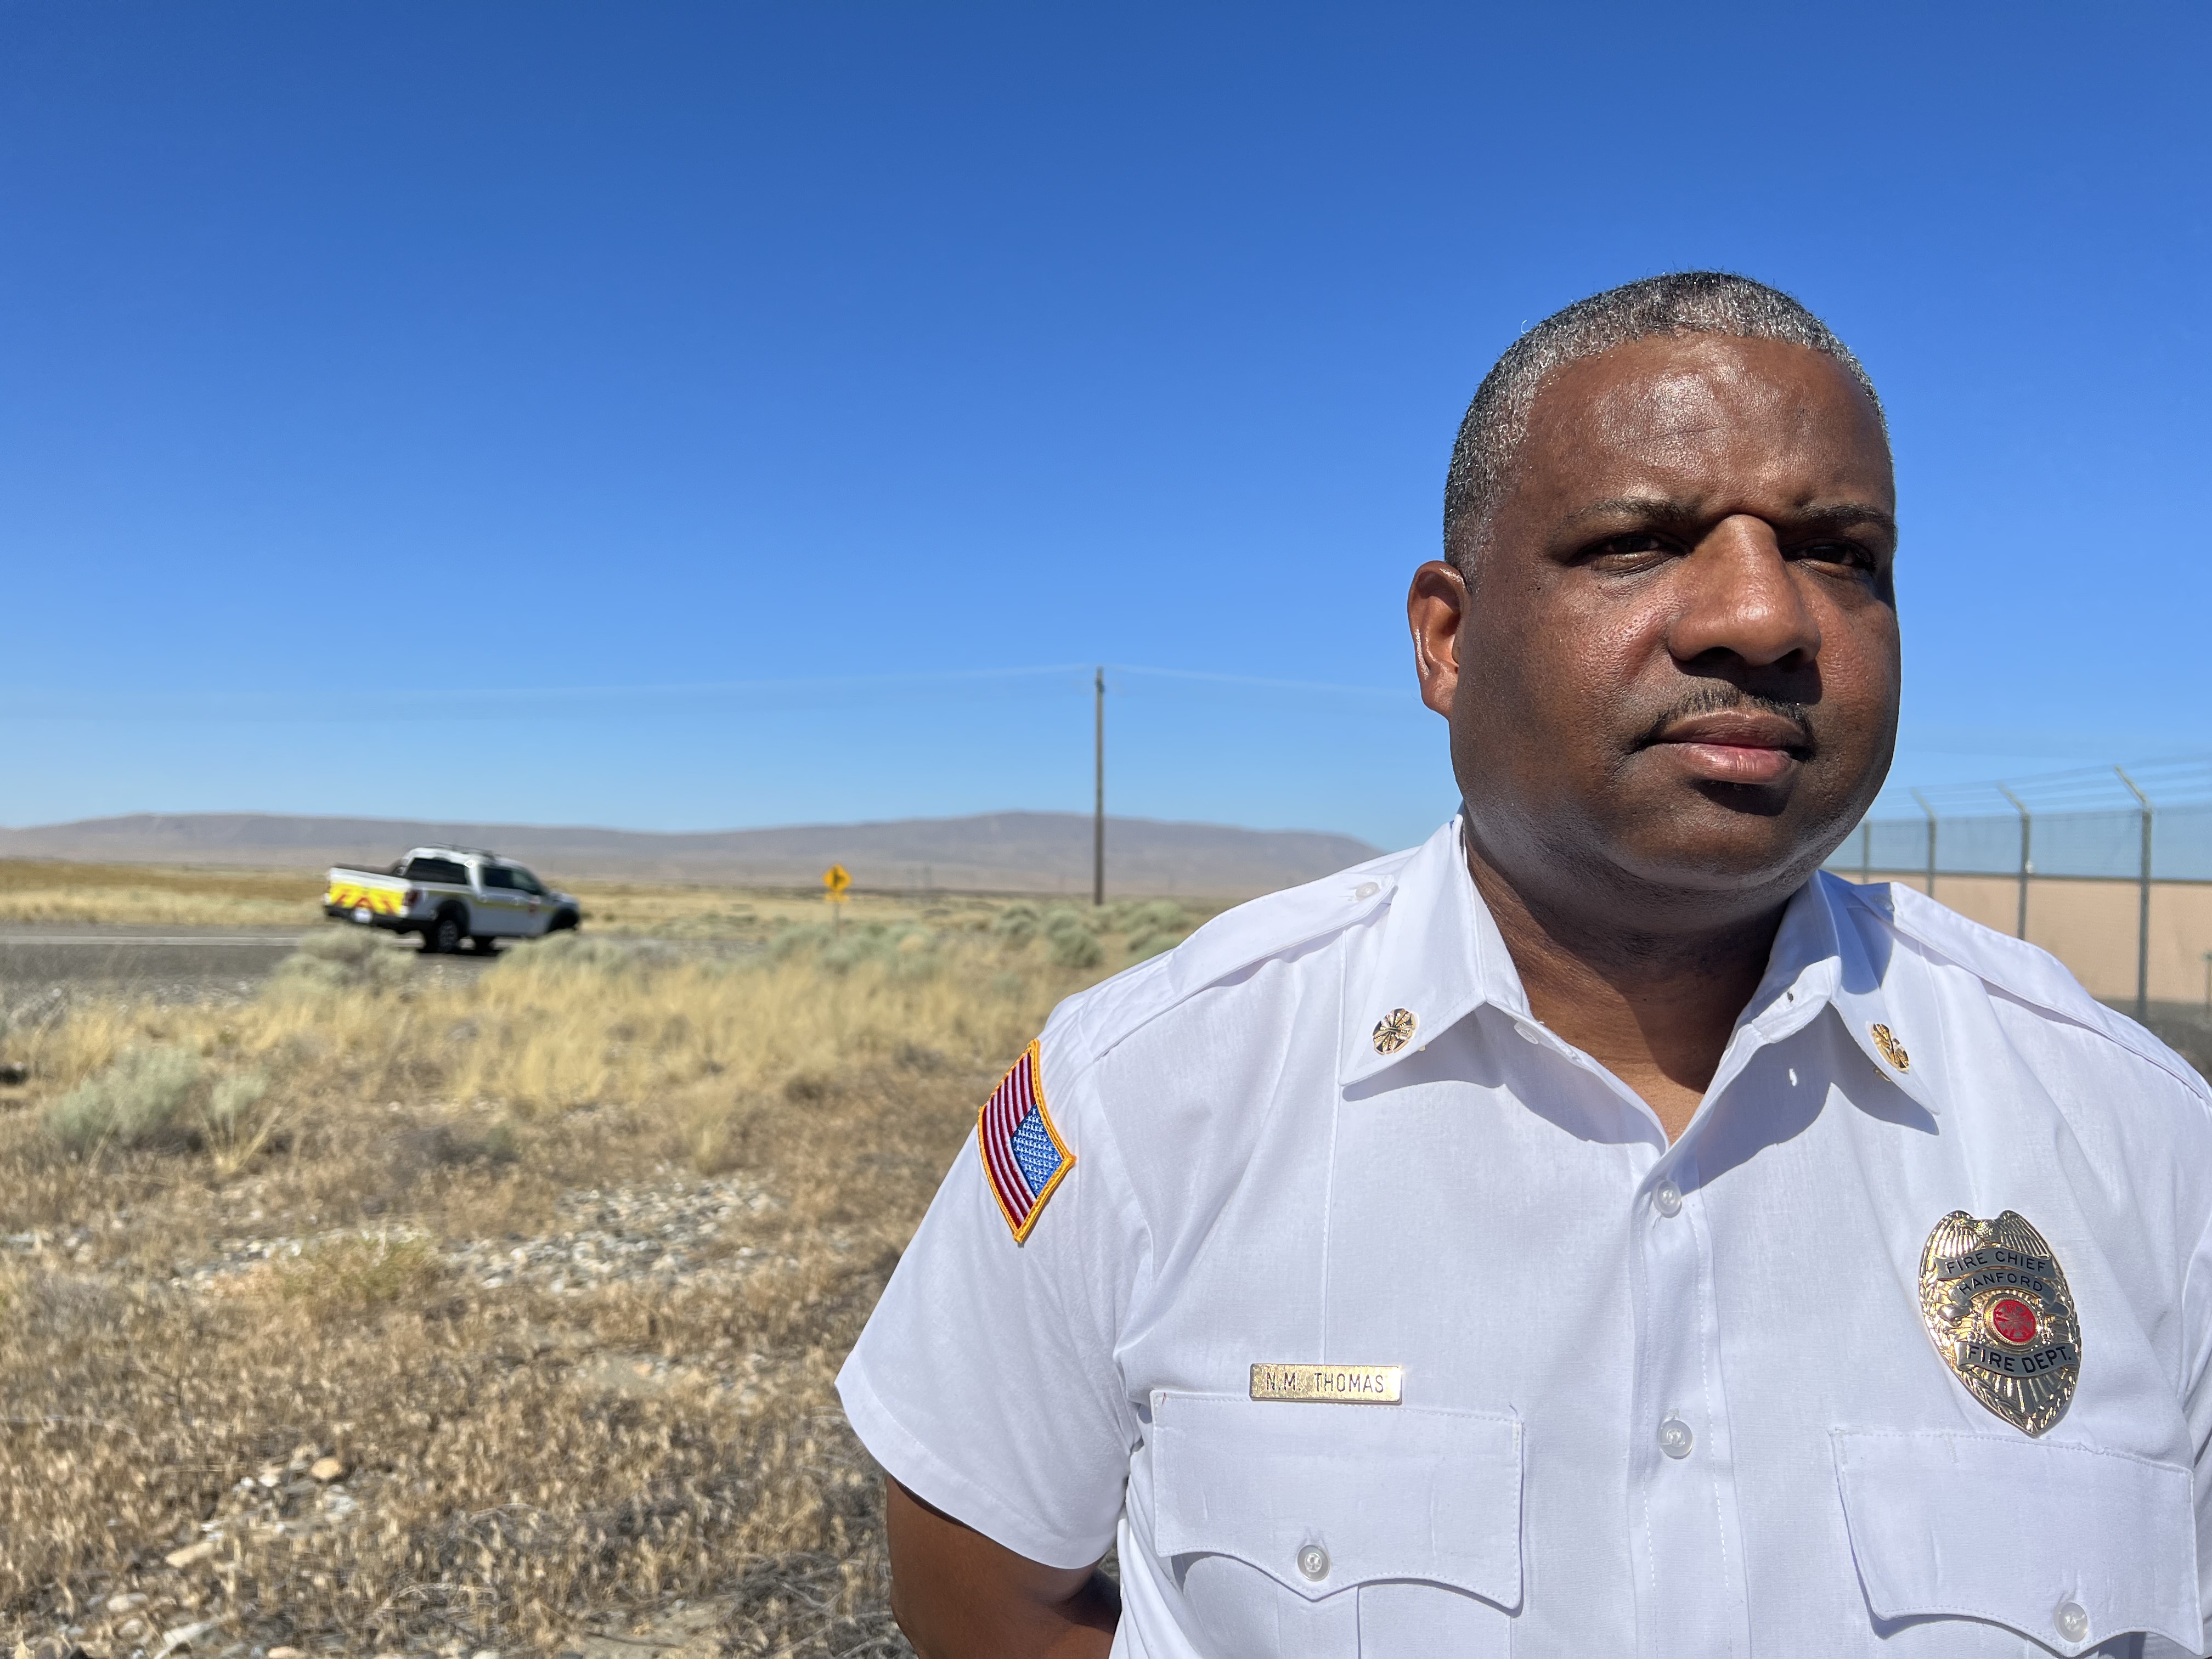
[0,924,713,1008]
[0,923,506,1005]
[0,924,306,992]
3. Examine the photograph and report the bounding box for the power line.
[0,663,1413,723]
[1104,665,1403,699]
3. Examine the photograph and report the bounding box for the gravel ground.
[3,1177,792,1300]
[166,1177,785,1295]
[0,925,764,1011]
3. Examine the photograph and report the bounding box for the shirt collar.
[1337,821,1942,1116]
[1817,873,1945,1116]
[1336,816,1525,1088]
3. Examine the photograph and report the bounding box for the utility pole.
[1912,789,1938,902]
[1998,785,2031,941]
[2116,766,2152,1023]
[1092,665,1105,907]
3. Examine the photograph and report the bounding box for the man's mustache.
[1633,686,1815,751]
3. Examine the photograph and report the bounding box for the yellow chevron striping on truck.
[327,881,405,915]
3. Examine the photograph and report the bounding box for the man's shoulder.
[1043,843,1415,1076]
[1828,872,2210,1107]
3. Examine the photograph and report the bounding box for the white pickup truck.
[323,846,580,954]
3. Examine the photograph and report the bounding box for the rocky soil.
[3,1163,902,1659]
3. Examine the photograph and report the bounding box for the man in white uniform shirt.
[837,273,2212,1657]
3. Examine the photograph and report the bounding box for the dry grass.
[570,883,1020,943]
[0,857,1185,945]
[0,862,319,928]
[0,898,1197,1656]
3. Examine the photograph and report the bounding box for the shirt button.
[1654,1181,1683,1217]
[1657,1417,1694,1459]
[2053,1600,2089,1643]
[1515,1023,1541,1045]
[1296,1543,1330,1582]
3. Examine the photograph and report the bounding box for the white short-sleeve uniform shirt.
[838,820,2212,1658]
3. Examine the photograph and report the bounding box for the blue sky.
[2,2,2206,850]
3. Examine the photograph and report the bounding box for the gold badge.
[1870,1023,1910,1071]
[1250,1363,1402,1404]
[1918,1210,2080,1436]
[1372,1009,1417,1054]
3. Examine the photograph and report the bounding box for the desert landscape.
[0,812,1381,902]
[7,857,2209,1659]
[1,863,1204,1659]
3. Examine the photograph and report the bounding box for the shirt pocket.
[1832,1429,2201,1657]
[1150,1391,1521,1659]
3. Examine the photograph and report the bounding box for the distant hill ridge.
[0,810,1384,899]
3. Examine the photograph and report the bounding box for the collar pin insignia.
[1918,1210,2080,1436]
[1371,1008,1417,1054]
[1870,1023,1910,1071]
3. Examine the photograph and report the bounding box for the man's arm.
[885,1478,1120,1659]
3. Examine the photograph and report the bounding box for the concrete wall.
[1852,871,2212,1007]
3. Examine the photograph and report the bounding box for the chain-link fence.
[1825,758,2212,1019]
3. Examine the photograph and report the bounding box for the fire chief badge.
[977,1040,1074,1243]
[1918,1210,2081,1436]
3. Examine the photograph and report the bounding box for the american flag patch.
[978,1040,1074,1243]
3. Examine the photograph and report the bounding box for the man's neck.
[1464,837,1788,1143]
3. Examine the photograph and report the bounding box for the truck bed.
[325,867,408,918]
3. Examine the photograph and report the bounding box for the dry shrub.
[43,1046,205,1153]
[1041,908,1105,969]
[1115,898,1193,960]
[264,927,416,996]
[38,1048,286,1184]
[274,1232,442,1314]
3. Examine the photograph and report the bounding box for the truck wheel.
[549,909,579,933]
[428,911,466,955]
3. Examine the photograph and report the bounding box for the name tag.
[1249,1363,1402,1404]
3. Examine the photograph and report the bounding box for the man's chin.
[1600,812,1834,898]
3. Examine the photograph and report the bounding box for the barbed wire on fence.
[1833,754,2212,1020]
[1835,755,2212,884]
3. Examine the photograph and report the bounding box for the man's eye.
[1795,540,1876,571]
[1585,532,1672,562]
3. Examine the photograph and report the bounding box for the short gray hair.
[1443,272,1884,568]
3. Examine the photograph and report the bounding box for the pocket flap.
[1832,1430,2200,1654]
[1152,1391,1521,1606]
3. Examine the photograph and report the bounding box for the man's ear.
[1408,560,1468,719]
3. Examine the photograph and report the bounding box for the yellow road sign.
[823,864,852,901]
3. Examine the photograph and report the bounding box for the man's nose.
[1664,515,1822,670]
